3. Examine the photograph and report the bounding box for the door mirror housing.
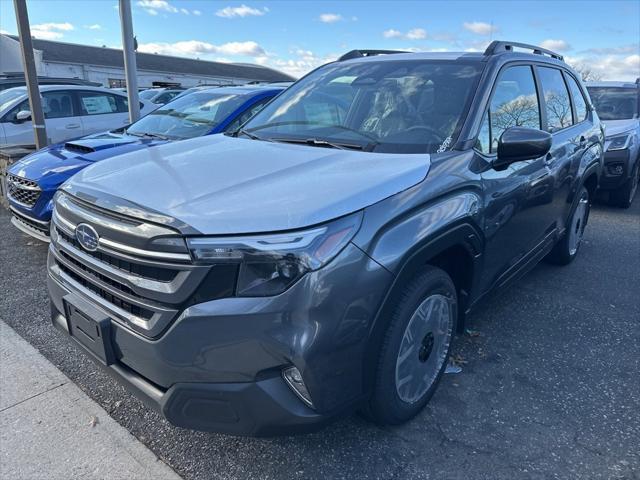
[15,110,32,123]
[493,127,552,170]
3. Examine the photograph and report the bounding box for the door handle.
[65,123,81,129]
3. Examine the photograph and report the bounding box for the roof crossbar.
[484,41,564,61]
[338,49,409,61]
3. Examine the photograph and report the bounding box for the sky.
[1,0,639,80]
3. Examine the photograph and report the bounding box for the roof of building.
[7,35,294,83]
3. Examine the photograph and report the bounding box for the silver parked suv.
[47,42,603,436]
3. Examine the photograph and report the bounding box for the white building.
[0,34,293,88]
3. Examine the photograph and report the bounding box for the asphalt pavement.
[0,197,638,480]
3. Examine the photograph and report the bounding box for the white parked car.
[0,85,157,147]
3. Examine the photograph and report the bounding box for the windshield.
[243,60,483,153]
[139,89,159,100]
[587,87,639,120]
[125,91,248,139]
[0,87,27,112]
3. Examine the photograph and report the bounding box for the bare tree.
[569,63,604,82]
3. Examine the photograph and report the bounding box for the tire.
[609,161,639,209]
[547,186,590,265]
[365,266,457,425]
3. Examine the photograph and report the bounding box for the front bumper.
[599,149,632,190]
[9,206,51,242]
[47,242,393,435]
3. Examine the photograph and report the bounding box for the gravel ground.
[1,197,639,480]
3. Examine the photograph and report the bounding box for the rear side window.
[78,91,120,115]
[42,91,75,119]
[479,65,541,154]
[537,67,573,131]
[565,74,588,123]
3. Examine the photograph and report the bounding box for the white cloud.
[137,0,199,15]
[319,13,343,23]
[463,21,497,35]
[0,29,10,35]
[31,22,74,40]
[263,48,338,78]
[137,0,177,12]
[383,28,427,40]
[216,5,269,18]
[406,28,427,40]
[383,29,403,39]
[84,24,102,30]
[540,39,571,52]
[192,9,201,16]
[137,39,266,58]
[566,52,640,81]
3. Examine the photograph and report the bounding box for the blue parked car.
[7,84,285,241]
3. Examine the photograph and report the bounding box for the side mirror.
[493,127,552,170]
[15,110,32,122]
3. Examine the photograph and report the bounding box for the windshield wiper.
[233,129,273,142]
[126,130,170,140]
[272,137,364,150]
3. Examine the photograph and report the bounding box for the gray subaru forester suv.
[47,41,603,436]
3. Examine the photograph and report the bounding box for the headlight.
[606,132,633,151]
[186,212,362,296]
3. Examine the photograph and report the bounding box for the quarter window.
[485,65,541,154]
[565,74,588,123]
[537,67,573,131]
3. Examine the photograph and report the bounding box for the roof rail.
[484,40,564,61]
[338,49,409,61]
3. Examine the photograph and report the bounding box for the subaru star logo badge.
[75,223,99,252]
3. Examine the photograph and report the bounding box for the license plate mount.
[63,294,115,366]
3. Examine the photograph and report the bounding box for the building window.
[108,78,126,88]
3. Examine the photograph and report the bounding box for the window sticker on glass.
[82,95,116,115]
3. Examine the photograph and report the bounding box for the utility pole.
[13,0,47,148]
[119,0,140,122]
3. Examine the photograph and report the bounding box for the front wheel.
[547,186,590,265]
[366,267,457,425]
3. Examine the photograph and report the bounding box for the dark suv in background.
[47,41,603,436]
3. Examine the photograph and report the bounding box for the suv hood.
[602,119,639,137]
[66,134,431,234]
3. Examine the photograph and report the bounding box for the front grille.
[49,191,238,337]
[56,227,176,282]
[58,249,141,299]
[56,260,154,319]
[7,174,41,208]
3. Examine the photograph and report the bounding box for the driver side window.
[480,65,542,154]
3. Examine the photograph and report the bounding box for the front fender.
[357,191,482,274]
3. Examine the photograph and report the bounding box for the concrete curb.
[0,320,181,480]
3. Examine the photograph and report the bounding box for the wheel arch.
[362,221,483,395]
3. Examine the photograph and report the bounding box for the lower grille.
[12,210,50,236]
[7,174,41,208]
